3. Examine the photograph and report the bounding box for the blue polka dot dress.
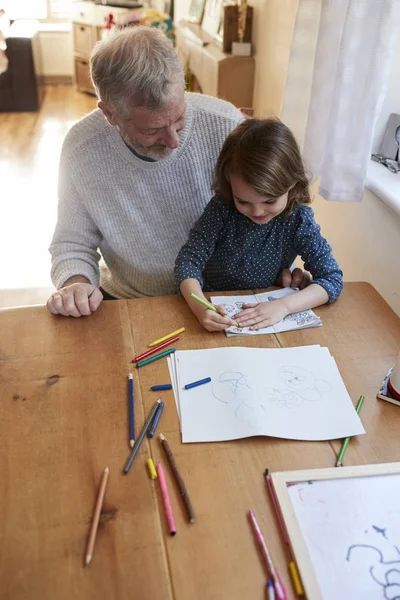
[174,196,343,302]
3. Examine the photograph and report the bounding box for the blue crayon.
[184,377,211,390]
[147,401,165,438]
[150,384,173,391]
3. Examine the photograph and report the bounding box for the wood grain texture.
[0,301,172,600]
[1,283,399,600]
[127,291,337,600]
[271,283,400,466]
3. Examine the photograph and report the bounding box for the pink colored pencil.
[248,510,287,600]
[132,336,180,363]
[265,469,289,545]
[157,463,176,536]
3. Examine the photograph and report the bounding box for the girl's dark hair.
[214,118,312,218]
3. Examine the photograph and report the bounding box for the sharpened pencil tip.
[157,399,161,403]
[130,440,134,448]
[336,461,342,467]
[129,373,133,379]
[264,468,269,476]
[85,554,92,566]
[159,433,165,440]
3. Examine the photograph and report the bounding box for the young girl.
[175,118,343,332]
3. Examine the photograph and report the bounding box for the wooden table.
[1,283,399,600]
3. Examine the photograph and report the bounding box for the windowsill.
[366,160,400,218]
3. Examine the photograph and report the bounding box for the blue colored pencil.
[148,401,165,438]
[184,377,211,390]
[151,384,172,391]
[129,373,134,448]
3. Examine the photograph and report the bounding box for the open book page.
[211,288,322,337]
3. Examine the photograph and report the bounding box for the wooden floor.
[0,85,97,309]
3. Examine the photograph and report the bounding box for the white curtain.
[281,0,399,201]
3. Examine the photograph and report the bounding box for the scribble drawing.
[346,543,400,599]
[265,366,331,409]
[211,371,267,427]
[373,525,389,539]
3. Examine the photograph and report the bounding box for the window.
[3,0,72,21]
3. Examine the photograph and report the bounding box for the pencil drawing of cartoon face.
[279,367,314,391]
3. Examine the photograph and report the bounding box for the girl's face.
[230,174,288,225]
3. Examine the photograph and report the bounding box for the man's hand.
[46,279,103,317]
[276,267,312,289]
[234,299,289,330]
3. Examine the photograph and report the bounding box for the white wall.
[310,189,400,317]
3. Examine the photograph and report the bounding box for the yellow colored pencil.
[147,458,157,479]
[148,328,185,347]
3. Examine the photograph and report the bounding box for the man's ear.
[98,101,118,126]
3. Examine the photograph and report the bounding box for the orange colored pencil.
[85,467,109,566]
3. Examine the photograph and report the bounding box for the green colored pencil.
[189,292,238,326]
[136,348,175,368]
[336,395,365,467]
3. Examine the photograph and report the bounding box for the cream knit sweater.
[50,93,243,298]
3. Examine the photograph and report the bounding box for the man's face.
[101,86,186,160]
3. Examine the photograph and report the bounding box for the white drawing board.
[272,463,400,600]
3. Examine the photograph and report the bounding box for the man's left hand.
[276,267,312,289]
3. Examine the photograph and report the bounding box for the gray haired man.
[47,26,308,317]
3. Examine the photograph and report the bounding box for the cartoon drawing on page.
[346,527,400,599]
[264,295,320,327]
[211,371,267,427]
[222,301,266,334]
[265,366,331,409]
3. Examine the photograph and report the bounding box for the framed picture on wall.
[201,0,223,38]
[188,0,207,24]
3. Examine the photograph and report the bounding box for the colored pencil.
[136,348,176,369]
[147,458,157,480]
[184,377,211,390]
[189,292,238,326]
[267,578,276,600]
[148,328,185,347]
[151,384,172,391]
[264,469,304,595]
[148,401,164,438]
[128,373,134,448]
[85,467,109,566]
[248,510,287,600]
[160,433,196,524]
[157,462,177,535]
[132,336,179,363]
[123,400,161,473]
[336,395,365,467]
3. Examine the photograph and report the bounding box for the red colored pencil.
[132,336,180,363]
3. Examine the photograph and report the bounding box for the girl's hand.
[234,300,289,330]
[197,304,235,332]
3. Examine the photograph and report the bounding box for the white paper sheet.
[169,346,364,443]
[211,288,322,337]
[288,475,400,600]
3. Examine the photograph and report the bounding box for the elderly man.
[47,26,308,318]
